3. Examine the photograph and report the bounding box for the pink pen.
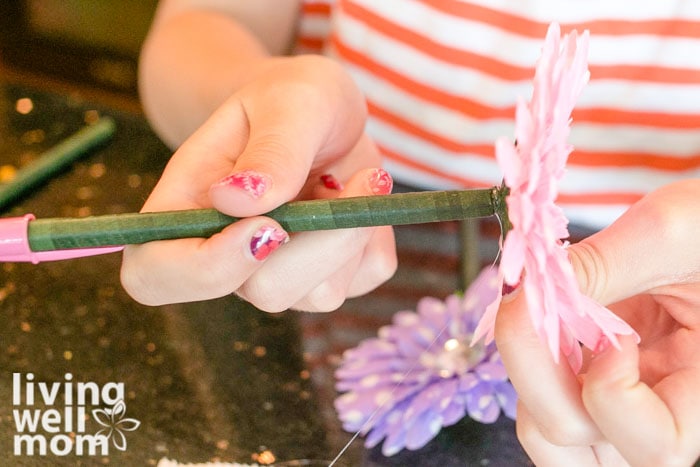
[0,214,123,264]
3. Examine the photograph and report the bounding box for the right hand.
[495,179,700,466]
[121,55,398,312]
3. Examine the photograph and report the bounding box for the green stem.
[27,187,508,251]
[0,117,116,211]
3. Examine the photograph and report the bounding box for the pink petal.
[500,230,526,284]
[471,291,501,346]
[474,23,637,370]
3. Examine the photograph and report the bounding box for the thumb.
[567,179,700,306]
[209,57,368,217]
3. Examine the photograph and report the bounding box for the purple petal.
[390,311,421,329]
[364,412,397,448]
[336,383,427,431]
[365,420,388,449]
[345,337,397,357]
[475,361,508,382]
[404,409,444,451]
[402,380,457,423]
[440,398,467,426]
[397,368,436,386]
[377,322,432,358]
[494,381,518,420]
[381,425,408,457]
[365,398,411,448]
[465,382,499,423]
[336,368,431,393]
[416,297,450,328]
[467,392,500,424]
[458,372,479,392]
[336,356,413,380]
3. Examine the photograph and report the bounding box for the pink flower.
[472,23,638,371]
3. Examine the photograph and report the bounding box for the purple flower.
[334,267,517,456]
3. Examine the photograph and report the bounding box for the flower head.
[472,23,638,371]
[334,267,516,456]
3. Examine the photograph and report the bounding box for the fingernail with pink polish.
[250,226,289,261]
[368,168,393,195]
[502,281,520,297]
[320,173,343,190]
[215,170,271,199]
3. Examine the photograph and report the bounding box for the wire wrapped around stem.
[27,186,509,251]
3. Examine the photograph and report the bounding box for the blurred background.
[0,2,530,466]
[0,0,157,109]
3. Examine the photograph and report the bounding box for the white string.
[327,318,453,466]
[328,214,506,466]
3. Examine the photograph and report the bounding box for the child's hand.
[121,55,397,311]
[495,179,700,466]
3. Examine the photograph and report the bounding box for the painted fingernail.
[500,279,522,304]
[502,281,520,296]
[250,226,289,261]
[368,168,393,195]
[214,170,271,199]
[592,336,612,357]
[320,174,343,190]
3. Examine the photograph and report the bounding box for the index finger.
[494,287,603,447]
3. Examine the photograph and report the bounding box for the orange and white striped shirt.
[297,0,700,229]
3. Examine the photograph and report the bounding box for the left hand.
[121,56,398,311]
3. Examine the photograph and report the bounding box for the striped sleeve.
[327,0,700,228]
[295,0,334,54]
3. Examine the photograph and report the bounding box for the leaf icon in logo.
[92,399,141,451]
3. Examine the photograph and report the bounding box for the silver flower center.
[420,337,485,379]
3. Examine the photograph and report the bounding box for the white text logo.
[12,372,140,457]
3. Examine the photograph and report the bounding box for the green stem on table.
[27,187,509,252]
[0,117,116,211]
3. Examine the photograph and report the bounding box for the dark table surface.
[0,82,531,466]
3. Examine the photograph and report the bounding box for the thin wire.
[492,209,506,266]
[327,319,453,466]
[329,211,508,466]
